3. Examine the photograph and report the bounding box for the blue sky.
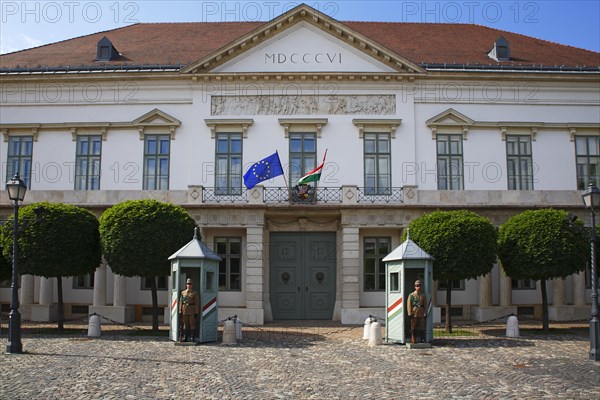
[1,1,599,55]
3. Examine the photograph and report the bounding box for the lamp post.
[582,182,600,361]
[5,173,27,354]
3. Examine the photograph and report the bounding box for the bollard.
[87,314,101,337]
[506,314,520,338]
[369,321,382,347]
[222,319,237,344]
[363,317,373,340]
[234,318,243,340]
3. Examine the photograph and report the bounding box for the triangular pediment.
[132,109,181,127]
[181,4,423,75]
[426,108,474,127]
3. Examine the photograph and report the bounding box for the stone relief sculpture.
[211,95,395,115]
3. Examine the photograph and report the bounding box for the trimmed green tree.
[0,202,102,331]
[497,208,588,332]
[99,200,196,331]
[407,210,498,333]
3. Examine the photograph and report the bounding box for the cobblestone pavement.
[1,322,600,399]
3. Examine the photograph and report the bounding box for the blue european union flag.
[243,152,284,189]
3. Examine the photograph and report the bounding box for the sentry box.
[168,227,221,344]
[382,235,434,345]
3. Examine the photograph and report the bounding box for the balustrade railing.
[200,186,403,204]
[264,186,343,204]
[202,188,248,203]
[357,187,404,203]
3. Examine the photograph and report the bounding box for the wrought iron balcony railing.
[357,187,404,203]
[264,187,343,204]
[202,188,248,203]
[200,186,403,204]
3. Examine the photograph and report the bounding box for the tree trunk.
[150,276,159,332]
[540,278,549,332]
[57,277,64,332]
[445,280,453,334]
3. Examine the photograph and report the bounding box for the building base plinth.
[548,305,590,321]
[471,306,517,322]
[30,304,57,322]
[18,304,32,321]
[89,306,133,324]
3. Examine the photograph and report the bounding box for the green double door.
[270,233,336,320]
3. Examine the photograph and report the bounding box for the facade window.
[438,280,466,290]
[511,279,537,290]
[506,135,533,190]
[585,265,599,289]
[364,237,390,291]
[73,273,94,289]
[6,136,33,188]
[143,134,170,190]
[289,133,316,186]
[141,276,168,290]
[75,135,102,190]
[576,136,600,190]
[215,237,242,291]
[437,134,463,190]
[364,133,391,195]
[215,133,242,195]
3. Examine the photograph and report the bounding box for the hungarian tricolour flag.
[297,149,327,186]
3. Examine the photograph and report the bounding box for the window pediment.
[133,109,181,140]
[204,119,254,138]
[278,118,328,138]
[426,108,474,140]
[352,119,401,138]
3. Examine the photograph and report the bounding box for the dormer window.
[488,36,510,62]
[96,36,119,61]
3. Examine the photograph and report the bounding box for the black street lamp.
[5,173,27,354]
[582,182,600,362]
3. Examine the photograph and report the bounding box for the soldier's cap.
[186,278,193,284]
[415,280,421,286]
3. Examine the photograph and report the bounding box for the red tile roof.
[0,21,598,71]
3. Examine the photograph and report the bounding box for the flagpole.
[318,149,328,189]
[275,150,292,201]
[315,149,327,201]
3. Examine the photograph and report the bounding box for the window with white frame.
[75,135,102,190]
[143,134,170,190]
[6,136,33,188]
[511,279,537,290]
[437,134,463,190]
[364,133,391,195]
[575,136,600,190]
[215,237,242,291]
[141,276,168,290]
[289,132,317,187]
[438,280,466,290]
[73,273,94,289]
[215,133,243,195]
[506,135,533,190]
[364,237,390,291]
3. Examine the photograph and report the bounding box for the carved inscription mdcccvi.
[211,95,396,116]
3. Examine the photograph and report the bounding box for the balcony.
[199,186,404,205]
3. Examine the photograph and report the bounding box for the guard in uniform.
[180,278,200,342]
[407,279,427,343]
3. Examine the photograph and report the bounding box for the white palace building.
[1,4,599,325]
